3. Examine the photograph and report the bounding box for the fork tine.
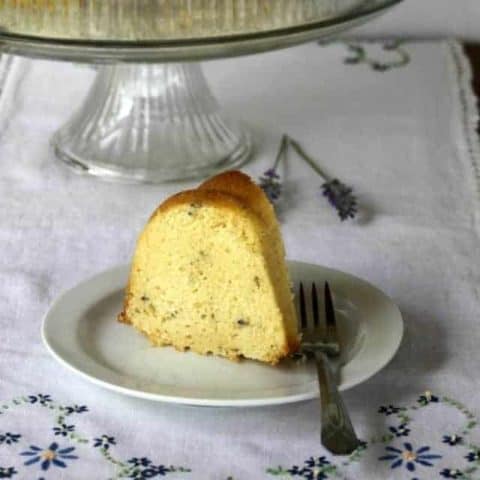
[324,281,337,345]
[299,282,307,329]
[311,283,320,327]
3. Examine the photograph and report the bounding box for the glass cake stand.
[0,0,402,182]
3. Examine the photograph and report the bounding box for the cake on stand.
[0,0,402,182]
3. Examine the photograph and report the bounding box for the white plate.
[42,261,403,407]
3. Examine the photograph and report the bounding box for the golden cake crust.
[199,170,276,227]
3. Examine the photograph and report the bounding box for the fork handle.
[312,350,361,455]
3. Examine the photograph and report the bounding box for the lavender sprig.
[322,179,357,221]
[259,135,288,204]
[259,168,281,203]
[288,137,357,221]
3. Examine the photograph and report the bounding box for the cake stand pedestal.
[0,0,402,183]
[51,62,251,182]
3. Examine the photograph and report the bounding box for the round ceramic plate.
[42,261,403,407]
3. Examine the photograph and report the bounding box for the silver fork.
[299,281,361,455]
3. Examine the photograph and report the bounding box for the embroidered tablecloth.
[0,40,479,480]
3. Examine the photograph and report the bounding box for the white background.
[353,0,480,41]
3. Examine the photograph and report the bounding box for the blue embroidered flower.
[0,433,21,445]
[304,457,330,469]
[128,458,152,467]
[64,405,88,415]
[21,442,78,471]
[417,391,439,406]
[466,449,480,462]
[440,468,463,478]
[128,464,173,479]
[389,424,410,437]
[27,394,52,405]
[371,62,389,72]
[379,442,441,472]
[286,466,328,480]
[443,435,462,446]
[286,457,332,479]
[378,405,401,415]
[93,435,116,450]
[259,168,282,203]
[53,424,75,436]
[0,467,17,478]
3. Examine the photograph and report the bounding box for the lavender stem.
[273,134,289,171]
[287,136,329,182]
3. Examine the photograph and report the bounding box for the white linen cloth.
[0,40,479,480]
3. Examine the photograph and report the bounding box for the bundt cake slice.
[119,171,299,364]
[198,170,299,355]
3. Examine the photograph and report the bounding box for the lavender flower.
[288,136,357,221]
[259,168,282,203]
[259,134,358,220]
[322,179,357,221]
[258,135,288,204]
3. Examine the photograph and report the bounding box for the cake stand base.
[51,62,252,183]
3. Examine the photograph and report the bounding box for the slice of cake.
[118,171,299,364]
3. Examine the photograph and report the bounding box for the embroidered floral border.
[267,392,480,480]
[0,394,190,479]
[0,391,479,479]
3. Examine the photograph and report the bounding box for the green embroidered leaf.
[323,465,337,474]
[266,466,290,475]
[342,41,410,72]
[399,414,411,423]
